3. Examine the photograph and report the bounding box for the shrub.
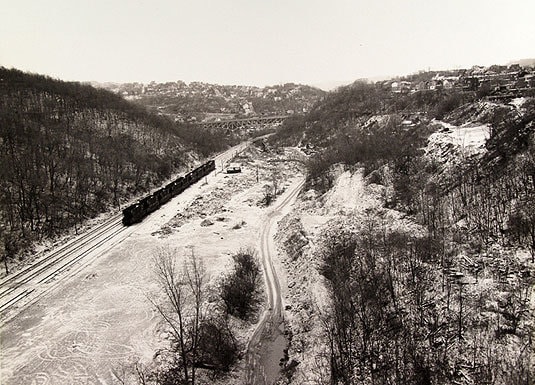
[196,316,238,372]
[305,153,337,193]
[220,249,261,319]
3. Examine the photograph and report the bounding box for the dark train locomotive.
[122,160,216,226]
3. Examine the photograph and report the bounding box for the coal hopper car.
[122,159,216,226]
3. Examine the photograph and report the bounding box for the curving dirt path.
[245,178,305,385]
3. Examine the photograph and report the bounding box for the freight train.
[122,160,216,226]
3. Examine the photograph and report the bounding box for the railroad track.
[0,141,254,320]
[0,215,126,316]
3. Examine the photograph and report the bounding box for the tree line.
[270,79,534,383]
[0,68,234,273]
[319,103,534,384]
[320,212,532,385]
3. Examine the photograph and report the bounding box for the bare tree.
[151,247,205,385]
[183,248,205,385]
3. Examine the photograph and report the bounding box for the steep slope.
[0,68,226,269]
[269,79,535,384]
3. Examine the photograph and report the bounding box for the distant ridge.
[312,80,352,91]
[313,75,394,91]
[506,58,535,67]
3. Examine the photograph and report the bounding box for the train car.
[155,185,172,205]
[122,159,216,226]
[140,194,159,215]
[191,167,203,183]
[164,181,177,199]
[174,177,186,194]
[207,160,216,172]
[122,202,146,225]
[183,172,193,185]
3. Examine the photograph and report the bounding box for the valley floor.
[0,144,302,385]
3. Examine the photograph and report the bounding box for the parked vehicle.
[226,163,242,174]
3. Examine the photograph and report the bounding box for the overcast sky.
[1,0,534,87]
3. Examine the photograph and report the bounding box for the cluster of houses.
[104,81,321,107]
[97,81,324,122]
[387,64,535,96]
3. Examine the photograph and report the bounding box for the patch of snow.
[426,121,490,166]
[274,168,389,384]
[509,97,527,109]
[431,121,490,149]
[323,169,380,214]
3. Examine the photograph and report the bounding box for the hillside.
[1,64,534,384]
[0,68,235,272]
[507,58,535,67]
[95,81,326,122]
[269,71,535,384]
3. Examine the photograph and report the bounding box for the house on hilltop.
[391,81,412,94]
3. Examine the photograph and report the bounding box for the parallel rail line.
[0,140,253,321]
[0,215,125,316]
[0,214,121,290]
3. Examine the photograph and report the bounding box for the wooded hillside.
[0,68,231,271]
[272,79,535,384]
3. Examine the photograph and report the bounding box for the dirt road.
[245,178,305,385]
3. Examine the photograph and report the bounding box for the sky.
[1,0,534,88]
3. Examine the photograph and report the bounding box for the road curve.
[245,177,305,385]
